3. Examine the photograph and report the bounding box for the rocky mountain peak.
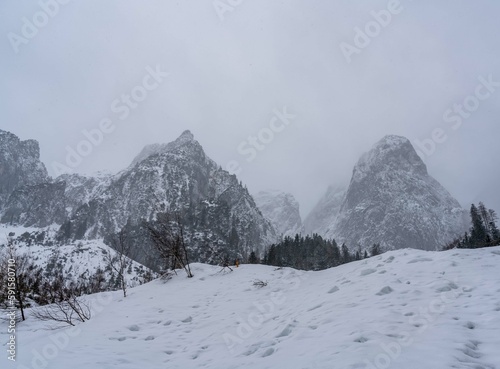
[352,135,427,184]
[177,129,194,142]
[335,135,466,250]
[130,130,199,167]
[0,129,49,208]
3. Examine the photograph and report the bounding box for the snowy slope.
[0,225,150,288]
[4,246,500,369]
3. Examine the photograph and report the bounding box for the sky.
[1,0,499,218]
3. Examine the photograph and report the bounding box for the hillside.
[4,246,500,369]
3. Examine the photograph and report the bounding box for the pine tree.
[470,204,488,247]
[488,209,500,242]
[370,243,382,257]
[248,251,259,264]
[341,244,351,264]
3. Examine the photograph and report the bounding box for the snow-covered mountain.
[0,130,51,221]
[59,130,277,263]
[0,129,49,211]
[332,135,467,250]
[57,172,112,214]
[303,185,346,236]
[0,129,277,266]
[6,246,500,369]
[254,190,303,238]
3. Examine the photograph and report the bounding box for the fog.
[1,0,499,217]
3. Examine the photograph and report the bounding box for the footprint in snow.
[182,316,193,323]
[261,347,275,357]
[276,324,294,338]
[407,257,433,264]
[307,304,323,312]
[465,321,476,330]
[435,281,458,293]
[354,336,368,343]
[360,269,376,276]
[376,286,393,295]
[384,256,395,263]
[127,325,140,331]
[328,286,339,294]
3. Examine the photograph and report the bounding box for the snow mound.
[3,247,500,369]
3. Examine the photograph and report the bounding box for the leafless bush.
[253,280,268,288]
[143,212,193,278]
[31,295,91,328]
[104,229,131,297]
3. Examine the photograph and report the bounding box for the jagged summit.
[0,129,48,209]
[177,129,194,141]
[352,134,427,183]
[130,130,198,167]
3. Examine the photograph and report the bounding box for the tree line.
[444,202,500,250]
[254,234,382,271]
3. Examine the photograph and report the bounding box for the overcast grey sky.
[1,0,499,217]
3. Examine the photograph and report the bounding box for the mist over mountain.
[0,129,472,260]
[306,135,468,251]
[254,190,303,238]
[0,129,277,266]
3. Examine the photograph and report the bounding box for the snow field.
[2,247,499,369]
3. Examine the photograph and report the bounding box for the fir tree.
[341,244,351,264]
[470,204,488,247]
[248,251,259,264]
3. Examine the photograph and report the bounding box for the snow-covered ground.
[3,247,500,369]
[0,225,150,288]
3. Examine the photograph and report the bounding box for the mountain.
[303,185,346,236]
[0,129,49,209]
[254,190,303,238]
[0,129,277,266]
[56,172,112,214]
[332,135,467,250]
[58,130,277,265]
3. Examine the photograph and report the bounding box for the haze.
[1,0,499,217]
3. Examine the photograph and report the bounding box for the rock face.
[0,129,48,209]
[0,129,277,265]
[1,181,67,227]
[254,190,303,238]
[332,135,467,250]
[303,185,346,236]
[57,172,112,214]
[58,130,277,263]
